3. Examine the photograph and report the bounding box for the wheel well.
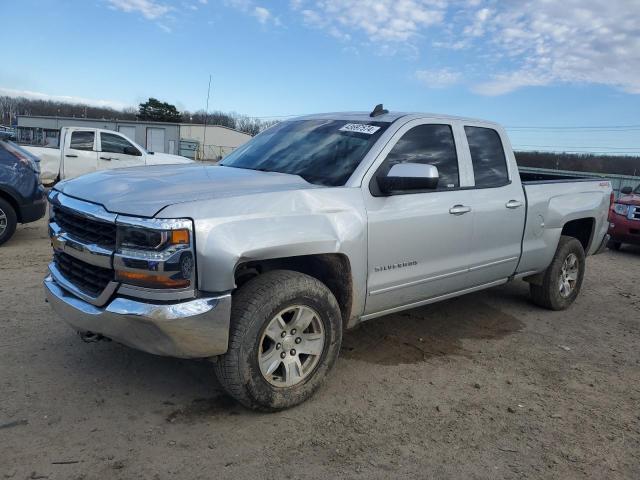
[234,254,353,326]
[0,189,20,222]
[561,218,594,251]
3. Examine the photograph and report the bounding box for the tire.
[0,198,17,246]
[530,235,586,311]
[213,270,342,411]
[608,240,622,251]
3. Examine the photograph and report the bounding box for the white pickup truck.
[24,127,192,184]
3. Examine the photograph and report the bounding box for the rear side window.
[383,124,459,190]
[465,126,509,188]
[70,131,95,151]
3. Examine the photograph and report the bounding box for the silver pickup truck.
[44,107,612,410]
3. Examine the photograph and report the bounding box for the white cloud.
[468,0,640,95]
[0,87,130,110]
[253,6,272,24]
[294,0,447,43]
[226,0,280,25]
[414,68,461,88]
[290,0,640,95]
[107,0,171,19]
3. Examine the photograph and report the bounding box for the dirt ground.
[1,217,639,480]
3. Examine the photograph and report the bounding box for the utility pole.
[202,74,212,160]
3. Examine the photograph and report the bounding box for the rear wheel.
[0,198,17,246]
[608,239,622,251]
[213,270,342,411]
[530,235,585,310]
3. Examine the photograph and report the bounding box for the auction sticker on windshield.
[339,123,381,135]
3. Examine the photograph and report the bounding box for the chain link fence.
[197,144,238,162]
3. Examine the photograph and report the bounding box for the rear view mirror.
[620,186,633,195]
[377,163,439,194]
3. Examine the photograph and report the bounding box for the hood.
[55,164,317,217]
[618,193,640,206]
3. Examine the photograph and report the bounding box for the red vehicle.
[608,184,640,249]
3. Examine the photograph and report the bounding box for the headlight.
[114,218,195,290]
[613,203,629,216]
[118,225,189,253]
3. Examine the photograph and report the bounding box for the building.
[179,124,252,160]
[16,115,180,154]
[15,115,253,161]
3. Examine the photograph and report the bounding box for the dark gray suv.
[0,131,47,245]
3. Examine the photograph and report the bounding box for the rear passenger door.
[462,125,526,285]
[98,132,145,170]
[62,130,98,179]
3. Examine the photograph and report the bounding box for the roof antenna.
[369,104,388,118]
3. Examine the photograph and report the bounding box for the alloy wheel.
[258,305,325,387]
[559,253,579,298]
[0,207,7,237]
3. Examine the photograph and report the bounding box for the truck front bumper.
[44,275,231,359]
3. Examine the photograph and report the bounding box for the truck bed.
[517,175,611,276]
[22,145,60,185]
[519,168,599,184]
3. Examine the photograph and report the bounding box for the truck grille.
[631,206,640,221]
[53,252,114,297]
[53,206,117,249]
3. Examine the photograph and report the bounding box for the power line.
[506,124,640,130]
[514,149,640,155]
[514,144,640,150]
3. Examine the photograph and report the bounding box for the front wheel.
[0,198,17,246]
[529,235,586,310]
[213,270,342,411]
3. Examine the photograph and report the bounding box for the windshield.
[634,184,640,194]
[220,119,389,186]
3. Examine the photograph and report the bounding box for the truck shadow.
[608,244,640,256]
[58,291,524,419]
[342,295,524,365]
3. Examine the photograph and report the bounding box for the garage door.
[146,128,165,153]
[118,126,137,143]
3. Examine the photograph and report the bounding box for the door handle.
[65,154,78,158]
[449,205,472,215]
[99,156,112,161]
[506,200,523,209]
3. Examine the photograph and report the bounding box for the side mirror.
[377,163,439,194]
[620,186,633,195]
[124,146,141,156]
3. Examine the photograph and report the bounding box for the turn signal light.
[116,270,190,289]
[170,229,190,245]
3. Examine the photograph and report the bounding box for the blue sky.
[2,0,640,154]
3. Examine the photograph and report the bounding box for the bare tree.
[1,95,277,135]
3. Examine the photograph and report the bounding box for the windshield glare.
[220,119,389,186]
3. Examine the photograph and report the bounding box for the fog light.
[180,252,194,279]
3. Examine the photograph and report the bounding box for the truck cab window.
[382,124,459,190]
[70,131,95,151]
[101,133,140,156]
[465,126,509,188]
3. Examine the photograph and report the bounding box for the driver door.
[363,120,476,315]
[98,132,144,170]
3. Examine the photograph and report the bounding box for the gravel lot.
[1,217,639,480]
